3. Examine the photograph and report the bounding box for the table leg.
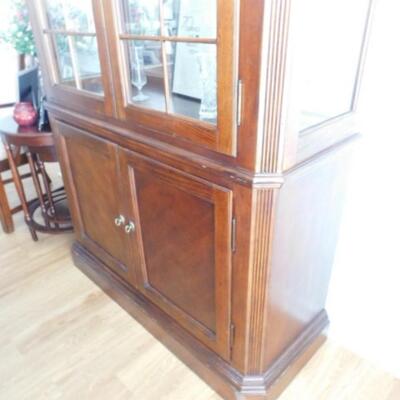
[27,151,50,228]
[36,158,59,228]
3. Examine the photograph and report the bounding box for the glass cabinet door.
[105,0,238,155]
[283,0,373,166]
[28,0,113,116]
[291,0,372,133]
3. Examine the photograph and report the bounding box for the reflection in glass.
[198,48,217,120]
[121,0,160,36]
[167,42,217,124]
[53,34,74,85]
[119,0,218,124]
[74,36,103,94]
[126,41,166,111]
[45,0,95,32]
[162,0,217,39]
[53,34,103,94]
[294,0,370,131]
[130,46,149,102]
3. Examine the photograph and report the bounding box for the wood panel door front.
[119,150,233,360]
[55,122,135,285]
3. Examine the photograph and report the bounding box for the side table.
[0,115,73,241]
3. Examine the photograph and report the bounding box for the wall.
[327,0,400,378]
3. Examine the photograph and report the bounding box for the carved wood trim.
[247,188,276,373]
[259,0,291,173]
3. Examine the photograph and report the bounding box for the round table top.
[0,115,54,147]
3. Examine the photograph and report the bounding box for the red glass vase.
[13,102,38,127]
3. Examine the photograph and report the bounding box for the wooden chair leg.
[0,175,14,233]
[4,143,38,241]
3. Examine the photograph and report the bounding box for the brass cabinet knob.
[114,215,126,227]
[125,221,136,234]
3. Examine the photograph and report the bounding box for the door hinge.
[230,323,236,350]
[231,217,237,253]
[236,80,243,127]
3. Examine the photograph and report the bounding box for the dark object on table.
[18,66,39,108]
[0,115,73,241]
[13,102,38,127]
[14,66,40,128]
[38,96,51,132]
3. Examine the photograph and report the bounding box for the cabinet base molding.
[72,241,328,400]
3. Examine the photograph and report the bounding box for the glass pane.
[45,0,96,33]
[294,0,370,131]
[163,0,217,39]
[167,42,217,124]
[52,34,103,94]
[53,34,74,86]
[74,36,104,94]
[121,0,161,36]
[126,40,166,111]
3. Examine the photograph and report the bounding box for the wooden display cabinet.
[27,1,374,399]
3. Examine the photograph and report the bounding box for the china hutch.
[27,0,374,399]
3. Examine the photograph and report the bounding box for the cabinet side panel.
[264,144,353,368]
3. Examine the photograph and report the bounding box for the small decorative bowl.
[13,102,38,127]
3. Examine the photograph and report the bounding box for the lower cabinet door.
[119,149,233,360]
[55,122,135,285]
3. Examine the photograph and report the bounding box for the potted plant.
[0,0,36,70]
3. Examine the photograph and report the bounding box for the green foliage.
[0,0,36,56]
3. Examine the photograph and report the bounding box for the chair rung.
[10,205,23,214]
[2,172,32,185]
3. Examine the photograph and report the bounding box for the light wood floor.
[0,170,399,400]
